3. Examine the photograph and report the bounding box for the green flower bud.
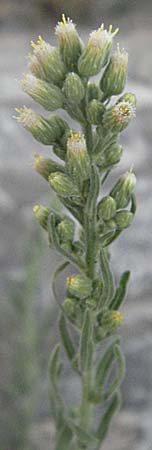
[86,82,102,102]
[110,169,136,208]
[63,298,82,326]
[100,310,123,330]
[104,144,123,166]
[32,153,64,181]
[63,297,77,318]
[66,275,92,300]
[47,114,69,137]
[57,218,75,242]
[55,15,82,71]
[104,219,117,231]
[86,100,105,125]
[115,210,133,229]
[98,196,116,220]
[117,92,136,106]
[21,74,64,111]
[66,132,90,188]
[29,35,66,86]
[85,297,98,308]
[78,24,119,77]
[100,45,128,97]
[15,107,64,145]
[63,72,85,104]
[53,144,66,161]
[33,204,50,230]
[102,100,136,133]
[49,172,81,202]
[98,219,116,238]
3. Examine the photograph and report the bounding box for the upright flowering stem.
[16,15,137,450]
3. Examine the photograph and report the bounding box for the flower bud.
[53,144,66,161]
[86,82,102,102]
[29,36,66,86]
[57,217,75,242]
[66,275,92,300]
[103,219,117,232]
[32,153,64,181]
[101,310,123,330]
[86,100,105,125]
[15,107,64,145]
[63,298,82,326]
[33,204,50,230]
[100,45,128,97]
[49,172,81,202]
[63,72,85,104]
[110,169,136,208]
[63,297,76,318]
[78,24,119,77]
[48,114,69,139]
[55,15,82,70]
[66,132,90,188]
[21,74,64,111]
[117,92,136,107]
[102,101,136,133]
[115,210,133,229]
[104,144,123,167]
[98,196,116,221]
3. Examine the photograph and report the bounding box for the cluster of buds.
[97,169,136,245]
[17,16,137,449]
[16,13,137,319]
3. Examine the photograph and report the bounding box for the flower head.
[66,132,90,188]
[55,14,82,70]
[100,44,128,97]
[33,204,50,230]
[29,35,66,86]
[78,24,119,77]
[103,100,136,132]
[21,73,64,111]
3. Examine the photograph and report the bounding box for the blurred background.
[0,1,152,449]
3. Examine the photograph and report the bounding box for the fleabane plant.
[16,15,137,450]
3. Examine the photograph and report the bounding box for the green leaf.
[95,339,119,388]
[55,422,73,450]
[59,313,79,373]
[48,213,85,271]
[48,344,64,426]
[49,343,60,383]
[109,271,130,310]
[68,420,99,446]
[99,248,115,307]
[96,393,121,446]
[102,344,125,400]
[79,309,93,373]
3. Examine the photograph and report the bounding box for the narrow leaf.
[59,313,79,372]
[48,343,64,423]
[48,213,84,270]
[95,339,119,388]
[109,271,130,310]
[69,420,99,446]
[101,344,126,401]
[100,248,115,307]
[55,422,73,450]
[96,393,121,445]
[49,343,60,383]
[79,309,93,373]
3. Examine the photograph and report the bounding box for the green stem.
[83,121,93,157]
